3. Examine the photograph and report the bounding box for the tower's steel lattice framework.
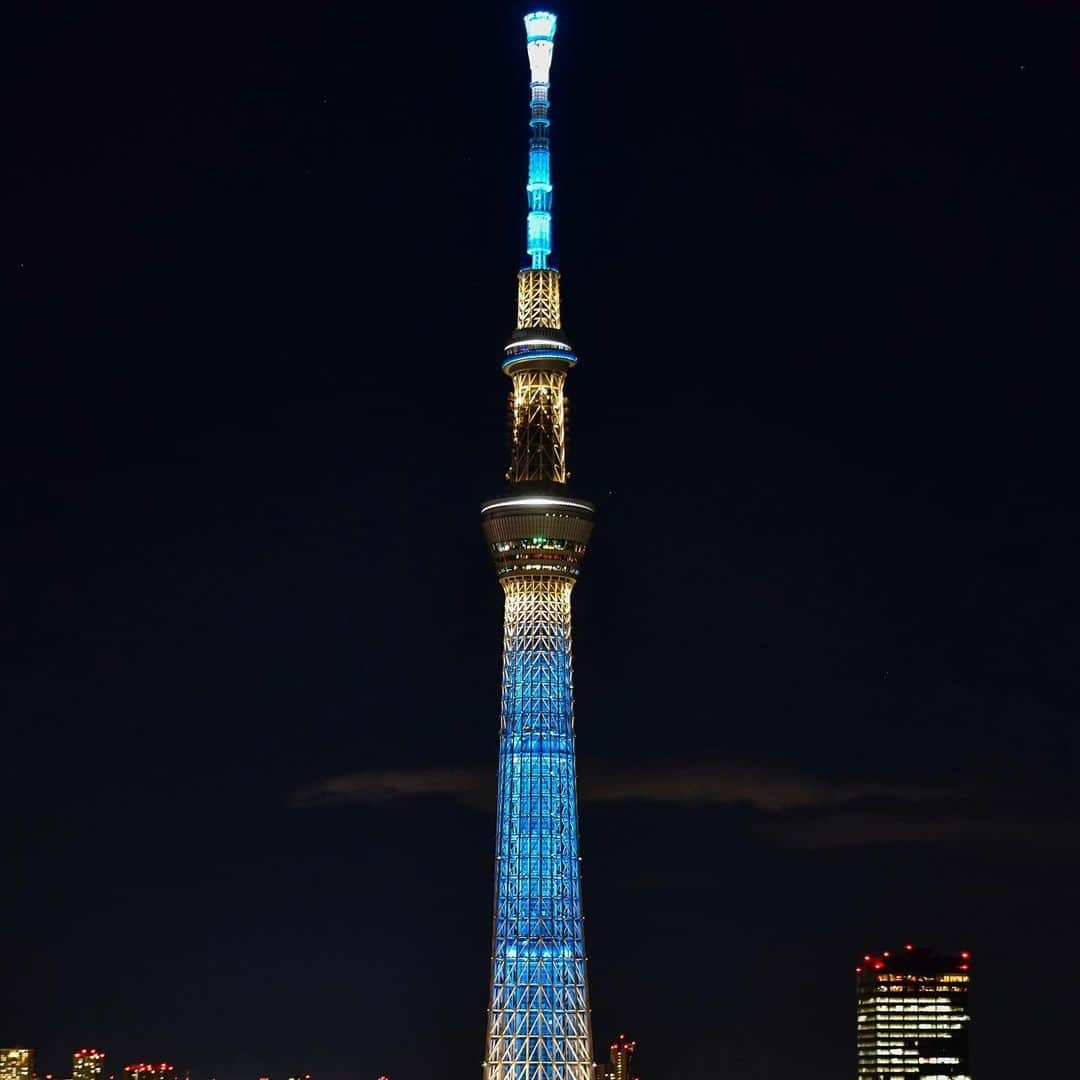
[481,13,595,1080]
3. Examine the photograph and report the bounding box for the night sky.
[5,3,1078,1079]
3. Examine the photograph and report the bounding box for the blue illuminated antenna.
[524,11,557,269]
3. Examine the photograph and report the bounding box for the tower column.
[483,13,595,1080]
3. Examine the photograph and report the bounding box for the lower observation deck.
[481,493,594,578]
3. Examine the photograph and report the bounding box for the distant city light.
[73,1049,105,1080]
[0,1050,33,1080]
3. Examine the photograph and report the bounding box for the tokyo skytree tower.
[480,12,596,1080]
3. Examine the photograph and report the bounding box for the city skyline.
[5,2,1078,1078]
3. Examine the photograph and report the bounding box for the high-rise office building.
[73,1050,105,1080]
[856,945,971,1079]
[594,1036,636,1080]
[481,12,596,1080]
[0,1049,33,1080]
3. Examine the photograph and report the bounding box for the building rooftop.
[856,944,971,975]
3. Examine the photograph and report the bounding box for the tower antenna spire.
[524,11,557,269]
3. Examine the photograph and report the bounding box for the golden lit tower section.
[481,12,596,1080]
[73,1051,105,1080]
[856,945,972,1079]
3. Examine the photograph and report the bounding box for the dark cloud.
[291,759,966,812]
[293,760,1078,861]
[580,763,967,811]
[757,805,1080,860]
[292,766,493,808]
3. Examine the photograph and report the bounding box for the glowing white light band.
[504,338,572,349]
[483,496,592,513]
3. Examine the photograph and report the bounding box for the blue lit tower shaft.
[481,12,595,1080]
